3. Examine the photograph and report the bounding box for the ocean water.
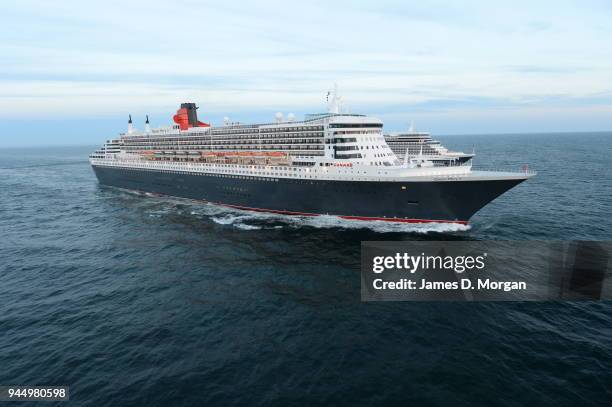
[0,132,611,406]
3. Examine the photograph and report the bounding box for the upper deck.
[93,105,398,169]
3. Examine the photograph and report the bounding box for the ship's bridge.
[323,115,398,167]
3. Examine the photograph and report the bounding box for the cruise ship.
[385,124,474,167]
[90,90,534,224]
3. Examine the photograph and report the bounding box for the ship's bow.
[441,171,534,222]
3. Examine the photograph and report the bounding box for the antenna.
[145,114,151,133]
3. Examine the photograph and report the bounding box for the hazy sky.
[1,0,612,146]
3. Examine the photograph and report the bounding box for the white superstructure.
[385,123,475,167]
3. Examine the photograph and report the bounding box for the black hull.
[91,165,525,223]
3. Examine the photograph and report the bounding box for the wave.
[208,207,470,234]
[123,191,469,234]
[299,215,471,234]
[0,161,89,170]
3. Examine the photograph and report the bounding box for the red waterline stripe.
[109,188,467,225]
[339,215,468,225]
[217,203,468,225]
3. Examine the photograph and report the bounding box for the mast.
[327,83,341,114]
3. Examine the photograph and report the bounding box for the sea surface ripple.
[0,133,611,406]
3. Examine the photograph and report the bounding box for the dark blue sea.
[1,133,611,406]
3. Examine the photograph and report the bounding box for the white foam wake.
[208,207,470,234]
[211,214,263,230]
[299,215,471,234]
[134,194,470,234]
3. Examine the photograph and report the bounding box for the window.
[329,123,383,128]
[335,153,362,159]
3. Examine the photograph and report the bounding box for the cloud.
[0,0,612,144]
